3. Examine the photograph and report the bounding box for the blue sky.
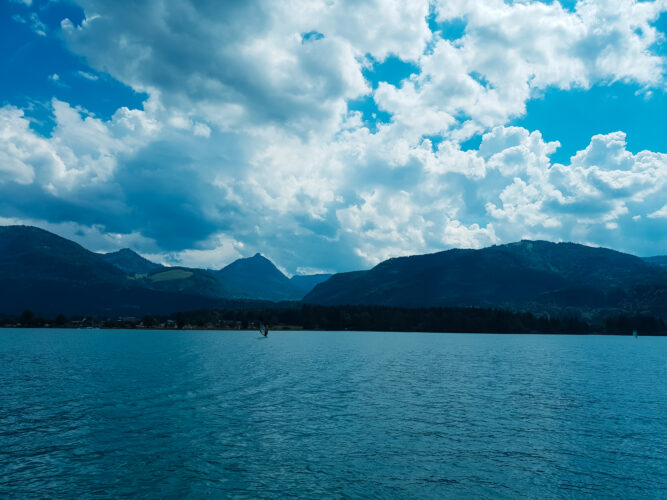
[1,0,666,273]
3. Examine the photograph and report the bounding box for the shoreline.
[4,304,665,335]
[2,326,663,336]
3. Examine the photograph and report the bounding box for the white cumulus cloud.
[1,0,666,271]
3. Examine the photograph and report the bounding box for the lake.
[1,329,665,498]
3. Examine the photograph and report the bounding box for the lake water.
[0,329,665,498]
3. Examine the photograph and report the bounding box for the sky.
[1,0,666,274]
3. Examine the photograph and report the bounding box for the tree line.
[3,305,666,335]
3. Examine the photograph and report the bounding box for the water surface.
[1,329,665,498]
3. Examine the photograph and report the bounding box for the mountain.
[304,240,667,319]
[217,253,303,301]
[0,225,230,316]
[3,225,665,319]
[137,266,231,299]
[0,225,127,285]
[0,226,295,315]
[644,256,667,267]
[100,248,163,274]
[290,273,332,293]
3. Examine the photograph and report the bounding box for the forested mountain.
[217,253,304,301]
[2,226,665,320]
[644,256,667,267]
[100,248,164,274]
[304,240,667,320]
[0,226,230,315]
[0,226,314,314]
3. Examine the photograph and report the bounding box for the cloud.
[649,205,667,218]
[0,215,157,253]
[485,130,667,250]
[2,0,667,272]
[12,11,46,36]
[76,70,99,81]
[380,0,667,140]
[63,0,377,136]
[0,107,40,185]
[3,93,667,268]
[143,233,245,269]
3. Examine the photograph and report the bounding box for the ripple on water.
[0,329,666,498]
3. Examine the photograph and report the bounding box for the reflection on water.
[1,329,666,498]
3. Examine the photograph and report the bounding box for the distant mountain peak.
[221,253,282,275]
[100,247,162,274]
[218,253,304,301]
[115,248,139,255]
[246,252,275,264]
[105,248,144,259]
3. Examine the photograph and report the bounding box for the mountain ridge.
[0,225,318,314]
[304,240,667,320]
[1,225,665,319]
[100,248,164,275]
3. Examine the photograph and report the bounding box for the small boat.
[632,329,638,339]
[259,323,269,337]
